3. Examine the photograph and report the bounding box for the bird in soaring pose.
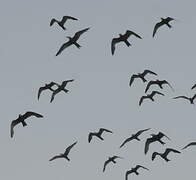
[152,148,181,162]
[50,79,74,102]
[173,94,196,104]
[145,79,174,93]
[103,156,123,172]
[182,142,196,150]
[139,91,164,106]
[88,128,113,143]
[111,30,142,55]
[49,141,77,162]
[50,15,78,30]
[153,17,175,37]
[129,70,157,87]
[120,128,150,148]
[144,132,171,154]
[125,165,149,180]
[10,111,43,138]
[56,28,90,56]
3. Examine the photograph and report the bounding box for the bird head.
[66,36,72,40]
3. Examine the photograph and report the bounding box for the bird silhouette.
[56,28,90,56]
[49,141,77,162]
[152,148,181,162]
[10,111,43,138]
[129,70,157,87]
[145,79,174,93]
[103,156,123,172]
[153,17,175,37]
[144,132,171,154]
[38,82,59,100]
[173,94,196,104]
[182,142,196,150]
[191,84,196,90]
[139,91,164,106]
[50,79,74,103]
[125,165,149,180]
[88,128,113,143]
[120,128,150,148]
[50,15,78,30]
[111,30,142,55]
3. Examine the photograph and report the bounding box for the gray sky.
[1,0,196,179]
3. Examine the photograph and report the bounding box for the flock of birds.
[10,14,196,180]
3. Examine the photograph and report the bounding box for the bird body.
[173,94,196,104]
[103,156,122,172]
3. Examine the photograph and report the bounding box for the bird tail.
[74,42,81,49]
[124,40,131,47]
[22,121,27,127]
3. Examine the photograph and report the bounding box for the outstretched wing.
[111,37,121,55]
[163,80,174,91]
[152,21,164,37]
[182,142,196,150]
[151,91,164,97]
[158,132,171,140]
[10,120,19,138]
[61,16,78,24]
[145,81,154,93]
[64,141,77,155]
[144,137,154,154]
[126,30,142,39]
[173,96,189,100]
[99,128,113,134]
[23,111,43,119]
[191,84,196,90]
[139,96,146,106]
[56,41,73,56]
[50,18,57,26]
[38,86,47,100]
[49,155,62,161]
[125,170,133,180]
[142,70,157,76]
[74,27,90,40]
[136,165,149,171]
[120,136,134,148]
[103,159,110,172]
[129,74,138,87]
[165,148,181,155]
[135,128,151,137]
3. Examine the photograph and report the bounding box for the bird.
[125,165,149,180]
[49,141,77,162]
[144,132,171,154]
[173,94,196,104]
[182,142,196,150]
[103,156,123,172]
[56,28,90,56]
[153,17,175,37]
[50,15,78,30]
[145,79,174,93]
[152,148,181,162]
[38,82,59,100]
[111,30,142,55]
[88,128,113,143]
[191,84,196,90]
[139,91,164,106]
[129,70,157,87]
[120,128,151,148]
[50,79,74,102]
[10,111,43,138]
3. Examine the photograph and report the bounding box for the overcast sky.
[0,0,196,179]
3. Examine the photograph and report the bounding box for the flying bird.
[49,141,77,162]
[129,70,157,87]
[56,28,90,56]
[38,82,59,100]
[125,165,149,180]
[152,148,180,162]
[88,128,113,143]
[153,17,175,37]
[10,111,43,138]
[139,91,164,106]
[144,132,171,154]
[191,84,196,90]
[50,79,74,102]
[145,79,174,93]
[182,142,196,150]
[111,30,142,55]
[50,15,78,30]
[120,128,150,148]
[103,156,123,172]
[173,94,196,104]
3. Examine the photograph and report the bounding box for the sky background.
[0,0,196,179]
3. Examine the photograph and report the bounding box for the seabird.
[103,156,123,172]
[173,94,196,104]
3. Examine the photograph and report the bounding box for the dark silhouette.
[56,28,90,56]
[129,70,157,87]
[145,79,174,93]
[120,128,150,148]
[103,156,123,172]
[50,16,78,30]
[182,142,196,150]
[111,30,142,55]
[49,141,77,162]
[191,84,196,90]
[10,111,43,138]
[173,94,196,104]
[50,79,74,103]
[88,128,113,143]
[152,148,180,162]
[139,91,164,106]
[153,17,175,37]
[125,165,149,180]
[144,132,171,154]
[38,82,59,100]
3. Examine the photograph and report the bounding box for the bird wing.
[139,96,146,106]
[129,74,138,87]
[142,70,157,76]
[103,159,110,172]
[23,111,43,119]
[135,128,151,136]
[166,17,174,22]
[158,132,171,140]
[50,18,57,26]
[111,38,121,55]
[49,155,62,161]
[191,84,196,89]
[99,128,113,134]
[136,165,149,171]
[165,148,181,155]
[182,142,196,150]
[173,96,189,100]
[56,40,73,56]
[192,94,196,101]
[120,136,134,148]
[152,21,164,37]
[125,170,133,180]
[62,16,78,24]
[126,30,142,39]
[151,91,164,97]
[163,80,174,91]
[144,137,154,154]
[88,133,93,143]
[64,141,77,155]
[38,86,48,100]
[10,119,19,138]
[145,81,154,93]
[74,27,90,40]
